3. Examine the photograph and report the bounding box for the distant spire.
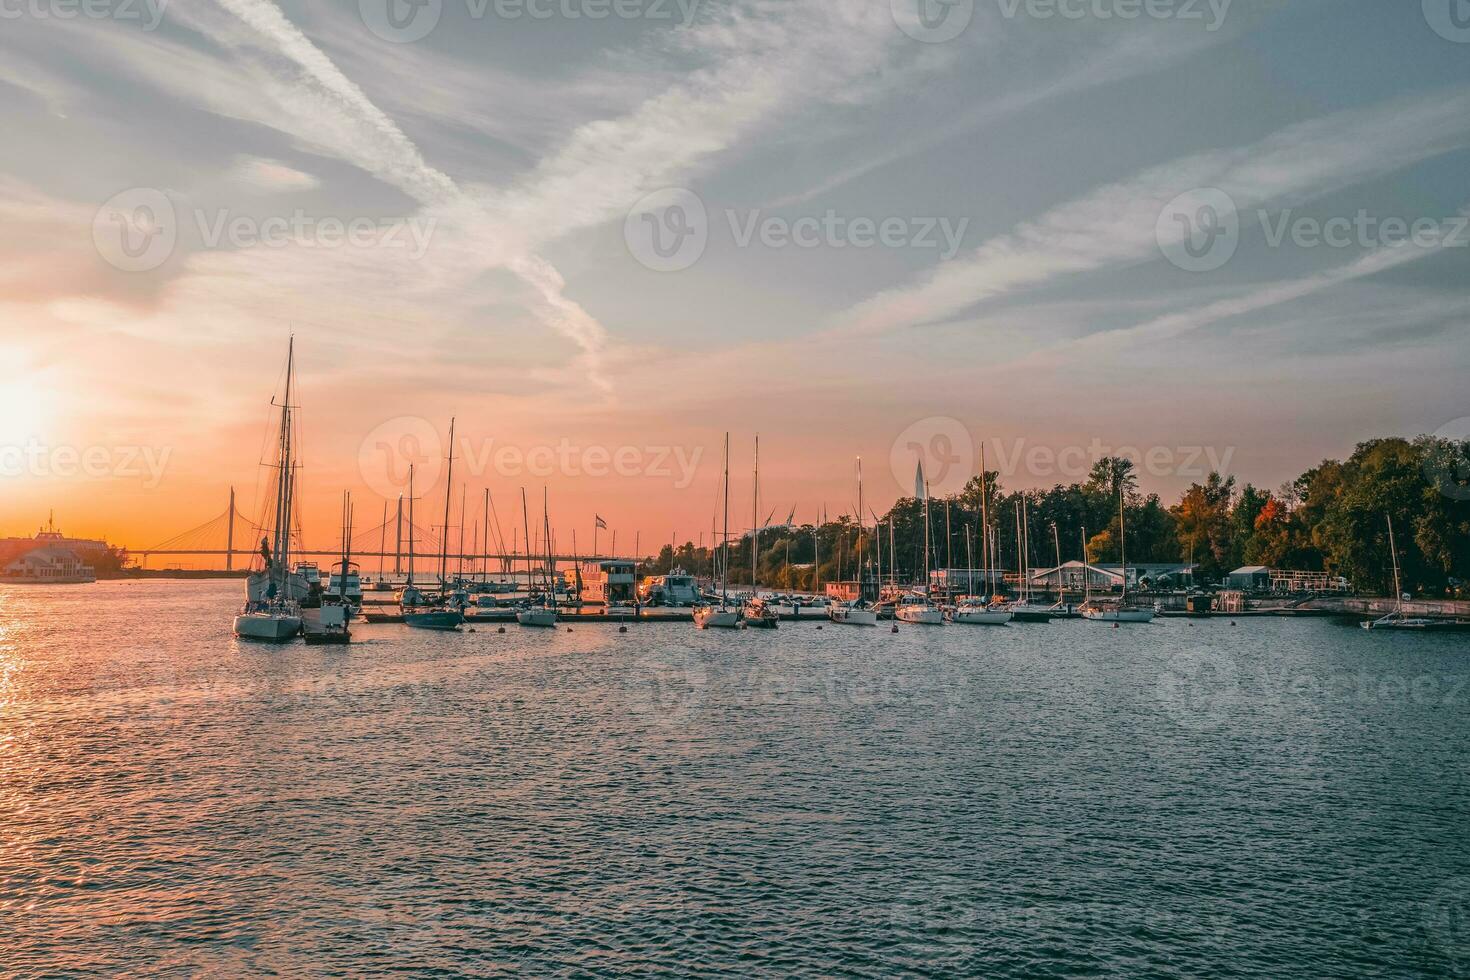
[914,462,927,501]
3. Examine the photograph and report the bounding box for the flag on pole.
[595,515,608,530]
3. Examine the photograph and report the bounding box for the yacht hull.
[694,607,743,629]
[828,606,878,626]
[952,609,1013,625]
[516,608,559,628]
[1082,607,1155,623]
[404,610,465,630]
[234,614,302,641]
[896,607,945,625]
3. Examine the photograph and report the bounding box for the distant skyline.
[2,0,1468,552]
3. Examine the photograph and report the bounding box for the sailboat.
[234,339,305,642]
[895,472,944,624]
[694,433,744,629]
[517,487,559,627]
[1007,496,1053,622]
[1362,515,1435,630]
[829,457,879,626]
[743,435,778,628]
[1081,484,1155,623]
[403,419,465,631]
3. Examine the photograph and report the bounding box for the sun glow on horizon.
[0,378,49,447]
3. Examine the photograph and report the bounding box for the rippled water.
[2,580,1468,977]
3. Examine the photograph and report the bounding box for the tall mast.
[482,489,490,584]
[521,488,532,597]
[856,456,864,600]
[339,491,353,599]
[1081,526,1090,604]
[544,487,556,612]
[979,444,991,599]
[406,465,415,586]
[1051,522,1062,606]
[271,337,295,569]
[922,482,931,591]
[721,432,730,605]
[456,485,467,581]
[1119,485,1128,602]
[439,417,456,587]
[1388,514,1404,612]
[752,435,760,591]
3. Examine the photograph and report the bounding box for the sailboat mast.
[979,444,991,598]
[856,457,864,599]
[752,435,760,591]
[439,418,456,586]
[1082,526,1090,604]
[1119,485,1128,602]
[407,465,416,586]
[271,337,295,569]
[721,432,730,605]
[521,488,532,597]
[1051,522,1062,606]
[544,487,556,612]
[482,489,490,584]
[1388,514,1404,612]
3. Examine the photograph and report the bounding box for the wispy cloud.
[830,88,1470,338]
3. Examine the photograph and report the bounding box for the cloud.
[226,156,320,192]
[831,87,1470,338]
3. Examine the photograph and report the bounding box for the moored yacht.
[234,338,305,643]
[694,434,744,630]
[951,598,1013,625]
[895,593,945,625]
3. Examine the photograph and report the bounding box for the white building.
[4,546,96,583]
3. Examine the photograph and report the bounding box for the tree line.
[637,436,1470,598]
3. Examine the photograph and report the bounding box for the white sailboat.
[234,339,304,642]
[953,448,1012,625]
[828,457,879,626]
[405,419,465,631]
[1082,484,1155,623]
[1362,515,1435,630]
[695,433,744,629]
[743,435,779,629]
[517,487,560,627]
